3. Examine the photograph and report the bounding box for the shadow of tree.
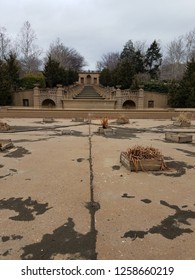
[123,200,195,240]
[152,161,194,177]
[21,217,97,260]
[0,197,52,221]
[4,147,31,158]
[176,148,195,157]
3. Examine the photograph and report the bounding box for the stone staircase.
[73,85,104,99]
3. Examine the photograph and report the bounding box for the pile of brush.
[126,145,163,160]
[177,112,191,125]
[0,122,11,131]
[124,145,167,172]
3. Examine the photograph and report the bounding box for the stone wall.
[144,91,168,108]
[12,86,168,110]
[0,107,187,119]
[62,99,116,109]
[12,90,34,107]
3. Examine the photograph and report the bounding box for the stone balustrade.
[40,89,57,95]
[121,90,139,97]
[93,85,116,99]
[65,85,84,99]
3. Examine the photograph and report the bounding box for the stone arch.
[122,100,136,109]
[42,99,56,108]
[86,75,92,84]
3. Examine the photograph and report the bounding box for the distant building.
[12,71,168,109]
[78,71,100,85]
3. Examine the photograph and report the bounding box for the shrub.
[144,81,169,93]
[20,73,46,89]
[101,117,109,128]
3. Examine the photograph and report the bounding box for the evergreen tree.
[120,40,145,75]
[168,59,195,107]
[5,52,20,91]
[116,59,134,89]
[134,50,145,74]
[43,56,65,87]
[144,40,162,79]
[168,81,180,107]
[99,68,113,86]
[115,40,135,88]
[43,56,78,87]
[178,59,195,107]
[99,40,145,88]
[0,60,11,105]
[66,69,79,85]
[120,40,135,62]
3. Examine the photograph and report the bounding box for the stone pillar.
[137,88,144,109]
[115,87,122,109]
[97,74,100,85]
[109,90,112,100]
[56,84,63,108]
[33,86,40,108]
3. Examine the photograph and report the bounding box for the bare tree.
[167,37,186,64]
[161,28,195,80]
[134,40,147,55]
[185,28,195,61]
[0,27,11,60]
[17,21,42,73]
[163,36,186,80]
[96,52,120,71]
[48,38,86,71]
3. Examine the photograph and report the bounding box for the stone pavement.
[0,118,195,260]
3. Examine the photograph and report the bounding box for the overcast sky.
[1,0,195,69]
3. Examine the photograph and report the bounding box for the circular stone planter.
[165,132,192,143]
[98,127,115,136]
[173,121,191,127]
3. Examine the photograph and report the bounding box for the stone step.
[74,85,104,100]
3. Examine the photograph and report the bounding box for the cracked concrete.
[0,118,195,260]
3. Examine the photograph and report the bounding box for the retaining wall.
[1,107,193,119]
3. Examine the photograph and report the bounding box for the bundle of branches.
[0,122,11,131]
[126,145,163,160]
[125,145,167,172]
[177,112,191,124]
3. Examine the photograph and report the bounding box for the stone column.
[137,88,144,109]
[33,86,40,108]
[56,84,63,108]
[115,87,122,109]
[97,74,100,85]
[109,90,112,100]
